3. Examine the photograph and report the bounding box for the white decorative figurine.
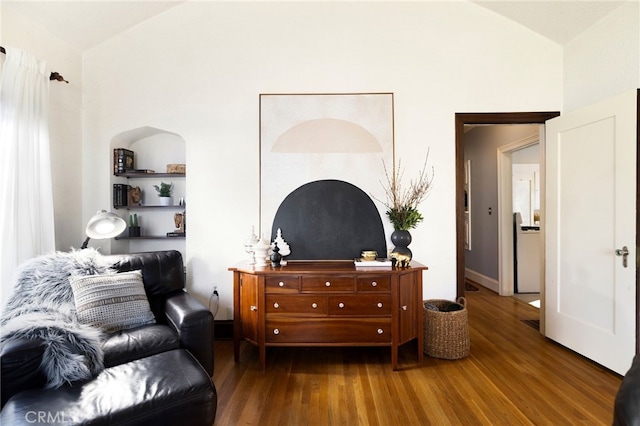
[244,226,260,264]
[253,235,270,267]
[272,228,291,259]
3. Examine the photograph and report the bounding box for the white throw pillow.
[70,270,155,333]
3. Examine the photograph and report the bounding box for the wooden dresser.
[229,260,427,370]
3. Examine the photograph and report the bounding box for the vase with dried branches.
[374,150,434,262]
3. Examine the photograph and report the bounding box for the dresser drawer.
[266,318,391,344]
[265,276,299,293]
[301,276,355,292]
[328,294,391,316]
[266,294,327,316]
[356,275,391,292]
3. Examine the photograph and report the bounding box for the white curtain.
[0,47,55,308]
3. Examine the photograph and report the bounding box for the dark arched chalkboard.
[271,179,387,260]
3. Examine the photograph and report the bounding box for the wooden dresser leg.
[260,345,266,370]
[392,346,398,371]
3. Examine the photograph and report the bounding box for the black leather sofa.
[614,353,640,425]
[1,250,217,425]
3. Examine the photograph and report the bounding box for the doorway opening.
[498,132,542,297]
[455,112,560,306]
[508,140,543,309]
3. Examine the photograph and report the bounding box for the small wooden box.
[166,164,186,174]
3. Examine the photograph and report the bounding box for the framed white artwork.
[259,93,395,241]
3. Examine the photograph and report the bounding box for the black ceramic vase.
[390,229,412,262]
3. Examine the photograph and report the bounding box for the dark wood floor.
[212,285,622,425]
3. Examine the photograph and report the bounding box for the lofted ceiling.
[2,0,628,52]
[473,0,627,45]
[3,1,185,51]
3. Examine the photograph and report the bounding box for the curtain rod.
[0,46,69,83]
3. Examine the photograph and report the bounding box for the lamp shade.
[85,210,127,239]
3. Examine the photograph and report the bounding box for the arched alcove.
[109,126,186,258]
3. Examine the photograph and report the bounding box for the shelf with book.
[115,235,186,240]
[115,172,185,178]
[114,205,185,210]
[110,127,186,258]
[112,178,186,209]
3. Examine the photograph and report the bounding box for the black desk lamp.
[80,210,127,249]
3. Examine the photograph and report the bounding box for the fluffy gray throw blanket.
[1,249,112,388]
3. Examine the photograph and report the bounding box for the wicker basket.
[423,297,470,360]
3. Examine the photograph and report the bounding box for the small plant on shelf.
[128,213,140,237]
[153,182,173,197]
[129,213,139,227]
[153,182,174,206]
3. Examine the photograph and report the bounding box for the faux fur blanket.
[1,248,112,388]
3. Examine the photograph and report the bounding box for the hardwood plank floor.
[212,286,622,425]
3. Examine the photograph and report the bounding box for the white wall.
[1,5,84,252]
[2,1,635,319]
[81,2,563,317]
[564,0,640,112]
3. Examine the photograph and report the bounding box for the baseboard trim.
[214,320,233,340]
[465,268,499,293]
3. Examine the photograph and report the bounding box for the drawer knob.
[273,302,279,309]
[402,305,408,311]
[377,328,384,335]
[325,281,331,287]
[250,305,258,311]
[312,303,318,308]
[338,302,345,308]
[273,328,280,335]
[377,302,383,308]
[278,281,285,287]
[371,281,378,287]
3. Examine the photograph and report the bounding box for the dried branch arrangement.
[374,150,434,230]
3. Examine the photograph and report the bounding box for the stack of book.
[113,148,134,174]
[166,232,185,237]
[354,258,393,268]
[113,184,130,208]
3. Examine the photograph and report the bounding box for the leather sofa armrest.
[614,354,640,426]
[164,291,214,376]
[1,337,47,408]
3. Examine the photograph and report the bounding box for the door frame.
[454,112,560,299]
[636,90,639,353]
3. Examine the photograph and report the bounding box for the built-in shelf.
[115,236,186,240]
[110,126,187,258]
[115,172,186,178]
[114,205,186,210]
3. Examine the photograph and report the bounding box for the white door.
[545,89,637,375]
